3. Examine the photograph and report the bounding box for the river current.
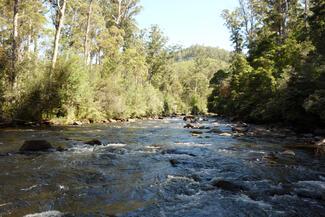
[0,117,324,217]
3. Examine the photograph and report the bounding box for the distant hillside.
[174,45,230,63]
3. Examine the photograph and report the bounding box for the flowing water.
[0,117,324,217]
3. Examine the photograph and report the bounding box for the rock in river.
[219,132,232,137]
[84,139,103,146]
[191,131,203,135]
[169,159,180,167]
[211,180,247,192]
[184,123,195,129]
[20,140,54,152]
[280,150,296,156]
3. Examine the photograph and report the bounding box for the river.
[0,117,324,217]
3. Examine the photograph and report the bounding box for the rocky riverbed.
[0,117,324,216]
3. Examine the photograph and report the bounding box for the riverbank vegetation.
[208,0,325,129]
[0,0,229,124]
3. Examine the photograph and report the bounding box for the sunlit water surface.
[0,118,324,216]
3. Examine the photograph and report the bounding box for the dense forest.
[0,0,324,130]
[208,0,325,130]
[0,0,229,124]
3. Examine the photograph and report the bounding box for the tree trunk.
[304,0,308,28]
[11,0,19,88]
[84,0,93,64]
[51,0,67,73]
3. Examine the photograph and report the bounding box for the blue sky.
[136,0,239,51]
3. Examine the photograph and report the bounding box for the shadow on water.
[0,118,324,216]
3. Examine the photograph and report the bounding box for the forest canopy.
[0,0,229,124]
[208,0,325,129]
[0,0,324,130]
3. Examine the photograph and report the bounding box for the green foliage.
[0,0,230,123]
[209,0,325,128]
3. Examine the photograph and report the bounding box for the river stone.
[72,121,82,126]
[191,131,203,135]
[184,123,195,128]
[20,140,54,152]
[183,115,195,122]
[211,180,246,192]
[207,128,223,134]
[280,150,295,156]
[232,126,249,133]
[220,132,232,137]
[169,159,180,167]
[84,139,102,146]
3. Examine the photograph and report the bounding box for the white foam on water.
[167,175,193,182]
[174,142,212,147]
[296,180,325,190]
[217,149,234,154]
[24,211,64,217]
[70,143,127,154]
[21,184,38,191]
[236,194,272,208]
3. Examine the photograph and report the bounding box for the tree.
[84,0,93,64]
[222,9,244,53]
[145,25,169,85]
[50,0,67,72]
[11,0,20,88]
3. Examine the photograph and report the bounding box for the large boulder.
[20,140,54,152]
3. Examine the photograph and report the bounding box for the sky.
[136,0,239,51]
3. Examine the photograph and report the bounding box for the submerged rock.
[184,123,204,129]
[211,180,247,192]
[162,149,196,156]
[184,123,195,129]
[84,139,102,146]
[191,131,203,135]
[207,128,223,134]
[232,126,249,133]
[56,146,67,152]
[20,140,54,152]
[169,159,180,167]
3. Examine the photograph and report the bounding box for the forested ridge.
[0,0,229,124]
[208,0,325,130]
[0,0,324,130]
